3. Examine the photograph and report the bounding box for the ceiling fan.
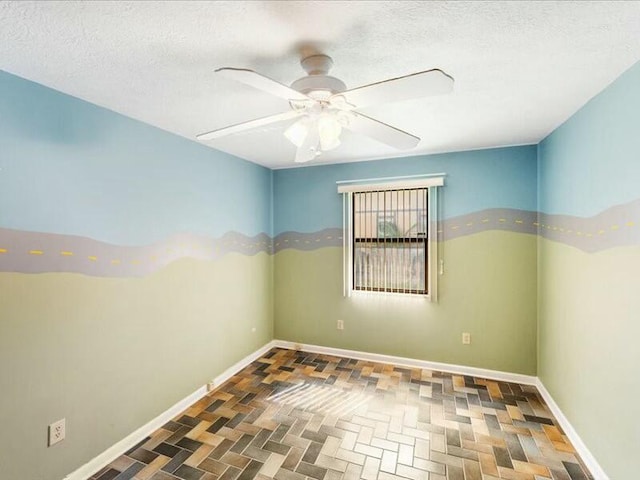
[197,54,454,163]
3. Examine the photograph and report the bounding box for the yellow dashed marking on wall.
[611,225,619,230]
[466,222,473,227]
[326,236,333,240]
[533,222,540,226]
[586,233,593,237]
[88,256,97,261]
[111,259,121,265]
[626,221,635,227]
[131,260,140,265]
[482,219,490,223]
[498,218,506,223]
[598,230,605,235]
[451,225,460,230]
[60,251,73,256]
[515,219,523,224]
[0,248,7,254]
[576,232,583,236]
[29,250,44,255]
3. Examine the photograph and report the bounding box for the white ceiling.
[1,1,640,169]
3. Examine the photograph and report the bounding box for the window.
[352,188,428,294]
[338,176,443,299]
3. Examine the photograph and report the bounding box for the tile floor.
[90,348,592,480]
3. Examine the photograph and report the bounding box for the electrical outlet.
[462,332,471,345]
[337,319,344,330]
[48,418,65,447]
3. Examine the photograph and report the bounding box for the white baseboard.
[272,339,538,385]
[210,340,278,388]
[64,341,276,480]
[535,379,609,480]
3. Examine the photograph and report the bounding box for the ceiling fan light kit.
[197,53,454,164]
[285,113,344,149]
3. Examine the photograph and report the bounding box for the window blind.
[352,188,429,294]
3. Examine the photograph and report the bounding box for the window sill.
[349,289,432,301]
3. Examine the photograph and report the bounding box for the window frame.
[351,189,429,295]
[339,176,443,301]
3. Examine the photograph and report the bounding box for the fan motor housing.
[291,75,346,98]
[291,54,346,98]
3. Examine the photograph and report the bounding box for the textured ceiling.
[1,1,640,168]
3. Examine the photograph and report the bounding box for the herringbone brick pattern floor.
[90,348,592,480]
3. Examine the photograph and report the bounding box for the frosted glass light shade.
[317,113,342,151]
[284,117,310,147]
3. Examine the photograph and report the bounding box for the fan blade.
[197,110,301,141]
[217,68,311,102]
[333,69,453,109]
[346,112,420,150]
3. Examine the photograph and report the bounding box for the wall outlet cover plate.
[48,418,65,447]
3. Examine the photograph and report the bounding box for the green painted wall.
[538,241,640,478]
[0,255,272,480]
[275,231,538,375]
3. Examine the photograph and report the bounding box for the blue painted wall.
[0,70,272,245]
[274,145,538,234]
[538,61,640,216]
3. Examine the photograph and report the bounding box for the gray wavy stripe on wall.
[0,228,272,277]
[273,211,539,253]
[538,198,640,253]
[274,228,344,253]
[441,208,538,240]
[274,201,640,253]
[4,199,637,274]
